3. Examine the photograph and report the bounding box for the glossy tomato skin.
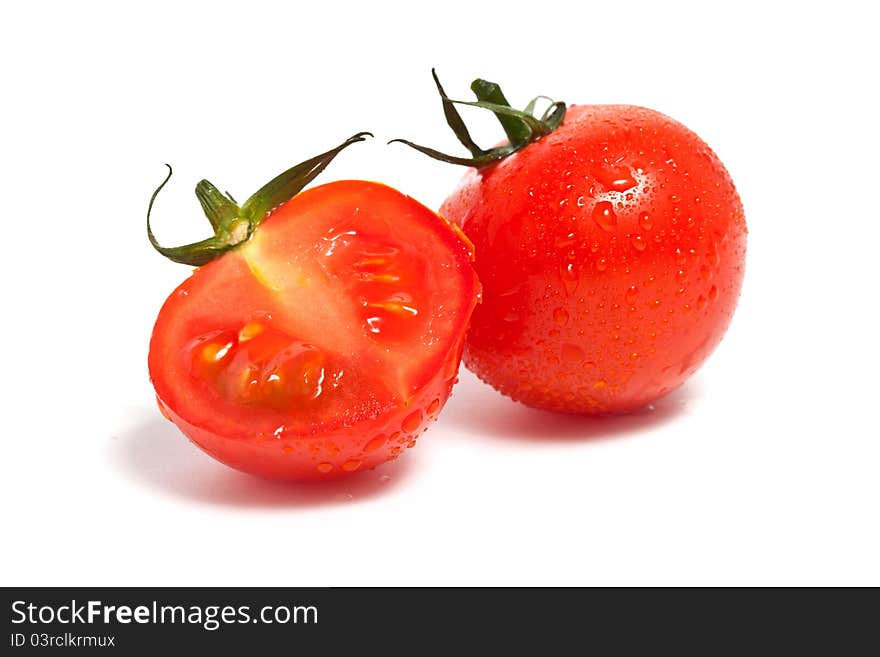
[440,105,746,413]
[150,181,479,480]
[153,364,455,481]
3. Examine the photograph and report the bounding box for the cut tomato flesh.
[241,218,430,353]
[188,325,337,411]
[149,180,477,442]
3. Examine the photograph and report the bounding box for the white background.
[2,1,877,586]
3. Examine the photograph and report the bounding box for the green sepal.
[430,69,483,158]
[146,132,372,267]
[390,70,566,169]
[388,139,518,168]
[241,131,372,225]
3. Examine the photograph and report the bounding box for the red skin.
[150,181,479,480]
[440,105,746,413]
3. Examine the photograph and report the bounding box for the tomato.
[147,135,479,479]
[396,76,746,413]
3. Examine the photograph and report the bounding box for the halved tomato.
[147,137,479,480]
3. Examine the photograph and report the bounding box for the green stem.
[470,79,531,146]
[195,179,239,232]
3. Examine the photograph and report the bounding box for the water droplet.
[610,176,636,192]
[595,257,608,272]
[553,307,569,325]
[364,435,386,452]
[625,285,638,304]
[597,165,637,192]
[559,262,579,295]
[676,269,687,283]
[592,201,617,231]
[576,196,587,207]
[631,234,646,251]
[316,463,333,474]
[341,459,362,472]
[696,295,707,310]
[638,212,653,231]
[365,316,383,333]
[629,352,639,361]
[402,410,423,433]
[675,248,686,266]
[427,398,441,415]
[561,343,585,362]
[555,232,577,249]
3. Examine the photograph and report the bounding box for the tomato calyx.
[146,132,373,266]
[389,70,566,169]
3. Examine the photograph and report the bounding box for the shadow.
[443,370,697,444]
[111,414,417,509]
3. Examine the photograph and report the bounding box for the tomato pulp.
[440,104,746,413]
[150,181,479,479]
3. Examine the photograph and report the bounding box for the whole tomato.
[396,74,746,413]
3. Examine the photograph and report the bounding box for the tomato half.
[438,103,746,413]
[149,179,479,479]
